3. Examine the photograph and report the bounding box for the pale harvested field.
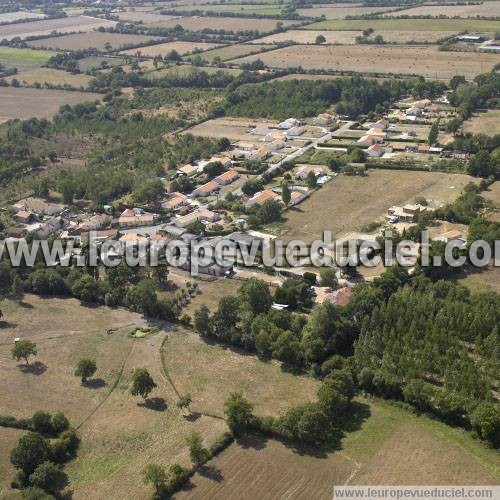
[458,264,500,295]
[232,44,500,80]
[307,18,500,32]
[248,29,362,45]
[463,109,500,136]
[273,170,477,243]
[387,1,500,17]
[27,32,163,51]
[184,117,279,142]
[120,40,221,57]
[163,329,319,418]
[372,30,458,43]
[175,435,354,500]
[199,43,269,61]
[0,15,117,41]
[9,68,93,88]
[115,10,178,23]
[148,16,296,32]
[0,10,46,23]
[0,87,101,121]
[0,87,101,120]
[297,5,393,18]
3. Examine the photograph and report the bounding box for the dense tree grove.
[195,267,499,447]
[220,76,445,119]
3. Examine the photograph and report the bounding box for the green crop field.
[0,46,56,72]
[303,18,500,32]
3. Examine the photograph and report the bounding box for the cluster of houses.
[355,113,444,159]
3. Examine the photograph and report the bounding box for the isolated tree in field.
[11,275,24,299]
[12,340,37,365]
[194,304,211,337]
[130,368,157,401]
[281,181,291,206]
[177,393,192,413]
[75,358,97,384]
[315,34,326,44]
[224,393,254,436]
[143,464,167,497]
[186,432,209,466]
[10,432,50,475]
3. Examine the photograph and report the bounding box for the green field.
[0,46,56,72]
[78,56,127,72]
[303,18,500,31]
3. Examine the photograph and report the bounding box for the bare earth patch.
[175,435,354,500]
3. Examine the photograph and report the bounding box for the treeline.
[219,77,445,119]
[193,269,499,448]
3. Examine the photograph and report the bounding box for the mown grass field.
[269,170,477,243]
[0,46,56,72]
[9,68,93,89]
[463,110,500,137]
[384,1,500,17]
[120,41,222,57]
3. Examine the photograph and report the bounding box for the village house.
[289,190,309,206]
[161,192,189,211]
[357,134,384,147]
[251,126,272,136]
[313,113,335,126]
[14,210,35,224]
[177,164,199,177]
[174,209,221,228]
[76,214,110,233]
[371,118,389,130]
[211,155,232,169]
[13,198,65,216]
[118,208,157,228]
[366,144,385,158]
[33,216,66,238]
[263,131,285,143]
[389,142,417,153]
[295,165,325,180]
[387,204,427,223]
[80,229,118,245]
[234,141,257,152]
[367,127,386,137]
[434,229,466,247]
[214,169,240,186]
[247,190,280,207]
[250,147,270,161]
[191,180,220,198]
[278,118,300,130]
[268,139,286,151]
[226,231,265,251]
[286,126,305,137]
